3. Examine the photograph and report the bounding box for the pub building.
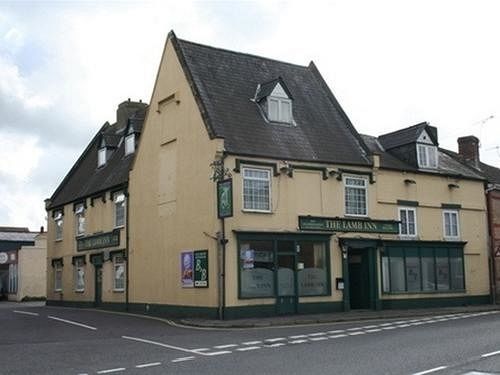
[47,32,491,318]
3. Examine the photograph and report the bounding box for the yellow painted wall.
[16,234,47,301]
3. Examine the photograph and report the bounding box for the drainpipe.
[217,154,228,320]
[486,187,497,304]
[125,187,130,312]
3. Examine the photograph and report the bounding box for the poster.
[194,250,209,288]
[181,252,194,288]
[241,249,255,269]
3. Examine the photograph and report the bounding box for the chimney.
[457,135,480,169]
[116,99,147,128]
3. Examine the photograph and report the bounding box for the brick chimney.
[116,99,147,128]
[457,135,480,169]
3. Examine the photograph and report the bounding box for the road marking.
[362,325,378,329]
[411,366,447,375]
[204,351,232,356]
[396,324,411,328]
[309,337,328,341]
[236,346,260,351]
[327,330,345,334]
[382,326,396,330]
[289,339,308,344]
[289,335,308,339]
[242,341,262,345]
[97,368,126,374]
[192,348,210,353]
[265,337,286,342]
[213,344,238,349]
[379,323,392,327]
[47,316,97,330]
[172,357,195,363]
[366,329,382,333]
[122,336,205,356]
[308,332,326,336]
[13,310,39,316]
[481,350,500,358]
[135,362,162,368]
[264,343,285,348]
[329,334,347,338]
[348,331,365,336]
[347,327,364,331]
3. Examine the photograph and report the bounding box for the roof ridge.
[177,38,309,69]
[379,122,428,138]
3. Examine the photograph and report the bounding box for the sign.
[217,179,233,219]
[495,246,500,258]
[77,230,120,252]
[241,249,255,269]
[181,252,194,288]
[298,216,399,234]
[0,252,7,264]
[194,250,209,287]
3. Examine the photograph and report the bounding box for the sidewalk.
[0,300,46,309]
[179,304,500,329]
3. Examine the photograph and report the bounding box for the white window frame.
[417,144,438,169]
[97,147,107,167]
[343,175,368,217]
[242,167,272,213]
[398,207,417,238]
[124,133,135,155]
[114,192,126,228]
[113,255,126,292]
[75,204,85,237]
[54,264,63,292]
[443,210,460,240]
[268,97,293,123]
[54,211,63,241]
[74,259,85,292]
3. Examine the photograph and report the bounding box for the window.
[239,240,275,298]
[98,147,106,167]
[54,211,63,241]
[8,264,17,294]
[54,263,63,292]
[125,134,135,155]
[74,258,85,292]
[75,204,85,237]
[297,242,328,296]
[344,176,368,216]
[381,246,464,293]
[113,256,126,291]
[114,192,126,227]
[242,168,271,212]
[417,144,438,168]
[443,210,460,239]
[399,207,417,237]
[268,97,292,123]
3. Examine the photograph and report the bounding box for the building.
[46,32,492,318]
[0,227,46,301]
[45,100,146,308]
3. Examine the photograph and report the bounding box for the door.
[348,249,370,309]
[276,240,297,315]
[94,265,102,306]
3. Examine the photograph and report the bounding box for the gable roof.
[378,122,438,150]
[441,148,500,185]
[170,32,371,166]
[254,77,293,102]
[47,101,147,210]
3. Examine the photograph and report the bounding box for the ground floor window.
[54,263,63,292]
[8,264,17,294]
[381,246,464,293]
[73,257,85,292]
[113,255,125,291]
[238,235,330,299]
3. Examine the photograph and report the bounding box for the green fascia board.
[381,295,490,309]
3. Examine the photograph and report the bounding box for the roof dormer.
[254,77,294,124]
[416,129,438,169]
[97,129,119,168]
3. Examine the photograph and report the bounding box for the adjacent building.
[46,32,493,318]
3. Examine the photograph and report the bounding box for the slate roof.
[441,149,500,185]
[0,228,37,242]
[172,34,371,166]
[378,122,437,150]
[361,134,484,180]
[47,101,147,210]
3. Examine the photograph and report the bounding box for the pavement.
[179,304,500,328]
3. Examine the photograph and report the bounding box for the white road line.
[122,336,206,356]
[382,326,396,330]
[308,332,326,337]
[481,350,500,358]
[289,335,308,339]
[171,357,195,363]
[348,331,365,336]
[191,348,210,353]
[242,341,262,345]
[309,337,328,341]
[135,362,162,368]
[365,329,382,333]
[379,323,392,327]
[362,325,378,329]
[329,334,347,338]
[327,330,345,334]
[264,343,285,348]
[411,366,447,375]
[47,316,97,330]
[396,324,411,328]
[265,337,286,342]
[213,344,238,349]
[236,346,260,351]
[13,310,39,316]
[97,368,126,374]
[347,327,364,331]
[204,351,232,356]
[289,339,308,344]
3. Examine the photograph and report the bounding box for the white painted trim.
[442,209,460,240]
[343,175,369,217]
[398,206,418,237]
[241,166,272,213]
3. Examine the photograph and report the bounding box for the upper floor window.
[54,211,63,241]
[344,176,368,216]
[399,207,417,237]
[114,192,126,227]
[443,210,460,239]
[242,167,271,212]
[417,144,438,169]
[97,147,107,167]
[268,97,292,123]
[125,134,135,155]
[75,203,85,237]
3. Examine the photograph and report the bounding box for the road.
[0,303,499,375]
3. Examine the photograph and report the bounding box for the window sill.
[54,289,62,293]
[344,214,369,218]
[382,289,466,295]
[398,235,418,240]
[242,209,272,214]
[114,225,125,230]
[75,290,85,293]
[55,239,63,242]
[113,289,125,293]
[444,237,461,241]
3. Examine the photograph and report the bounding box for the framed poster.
[194,250,209,288]
[217,179,233,219]
[181,251,194,288]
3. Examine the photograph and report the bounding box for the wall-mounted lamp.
[279,161,293,177]
[404,179,416,185]
[327,168,339,177]
[448,183,460,189]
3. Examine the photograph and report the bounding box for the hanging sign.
[299,216,399,234]
[217,179,233,219]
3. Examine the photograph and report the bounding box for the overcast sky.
[1,0,499,231]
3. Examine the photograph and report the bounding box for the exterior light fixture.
[404,179,416,184]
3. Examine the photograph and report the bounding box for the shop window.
[75,203,85,237]
[74,258,85,292]
[54,263,63,292]
[381,246,464,293]
[344,176,368,216]
[443,210,460,239]
[297,242,328,296]
[242,168,271,212]
[54,210,63,241]
[114,192,126,227]
[417,144,438,169]
[113,256,125,291]
[399,207,417,237]
[239,240,275,298]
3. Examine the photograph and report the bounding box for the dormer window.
[254,78,294,125]
[268,96,292,123]
[97,147,107,167]
[417,144,438,169]
[125,134,135,155]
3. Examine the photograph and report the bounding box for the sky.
[1,0,499,231]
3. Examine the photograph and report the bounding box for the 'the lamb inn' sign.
[299,216,400,234]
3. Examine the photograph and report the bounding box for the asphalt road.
[1,303,500,375]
